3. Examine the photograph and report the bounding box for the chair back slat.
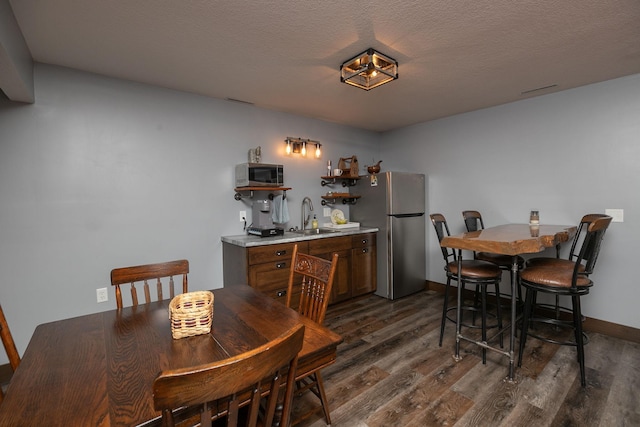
[168,276,175,300]
[153,324,304,427]
[0,305,21,404]
[286,245,338,325]
[131,283,139,307]
[111,260,189,309]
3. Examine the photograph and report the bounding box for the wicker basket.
[169,291,214,339]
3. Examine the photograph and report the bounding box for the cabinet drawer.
[308,236,351,255]
[352,233,376,248]
[248,261,291,292]
[247,242,307,265]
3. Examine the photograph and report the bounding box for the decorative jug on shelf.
[367,160,382,174]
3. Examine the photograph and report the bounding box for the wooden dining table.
[0,284,343,426]
[441,223,576,382]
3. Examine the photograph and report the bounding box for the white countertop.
[221,227,379,247]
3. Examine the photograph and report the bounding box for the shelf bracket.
[267,190,287,200]
[321,177,359,187]
[321,197,358,206]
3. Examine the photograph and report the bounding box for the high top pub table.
[441,223,576,381]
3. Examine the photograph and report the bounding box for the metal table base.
[454,251,520,382]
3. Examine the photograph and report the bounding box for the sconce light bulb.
[285,141,291,155]
[301,141,307,156]
[315,144,321,158]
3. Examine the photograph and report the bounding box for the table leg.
[454,250,463,361]
[507,255,518,382]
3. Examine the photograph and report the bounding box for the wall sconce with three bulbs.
[285,137,321,158]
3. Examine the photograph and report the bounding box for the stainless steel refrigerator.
[351,171,427,300]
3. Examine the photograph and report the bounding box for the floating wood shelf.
[320,176,360,187]
[234,187,291,201]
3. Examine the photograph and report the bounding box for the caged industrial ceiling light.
[340,48,398,91]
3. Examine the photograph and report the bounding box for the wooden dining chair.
[110,259,189,309]
[518,215,612,387]
[153,323,305,427]
[430,213,503,363]
[285,244,338,426]
[0,304,21,404]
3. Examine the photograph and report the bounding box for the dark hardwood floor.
[291,289,640,426]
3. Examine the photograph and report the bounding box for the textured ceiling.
[7,0,640,132]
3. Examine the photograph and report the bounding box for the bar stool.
[430,213,503,363]
[518,215,612,387]
[462,210,525,304]
[525,213,610,321]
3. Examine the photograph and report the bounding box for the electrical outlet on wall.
[96,287,108,303]
[323,207,331,217]
[239,210,246,222]
[605,209,624,222]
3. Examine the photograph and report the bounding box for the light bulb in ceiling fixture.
[365,62,376,77]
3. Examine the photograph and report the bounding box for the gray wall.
[1,64,638,365]
[380,73,640,330]
[0,64,380,357]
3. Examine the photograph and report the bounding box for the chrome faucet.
[301,197,314,230]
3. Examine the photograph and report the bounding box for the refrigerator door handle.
[389,213,425,218]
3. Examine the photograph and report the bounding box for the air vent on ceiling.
[225,97,254,105]
[520,84,558,95]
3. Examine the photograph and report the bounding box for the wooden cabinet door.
[352,245,376,296]
[308,237,352,304]
[352,233,377,296]
[321,249,351,304]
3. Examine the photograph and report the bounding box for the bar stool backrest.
[575,216,612,280]
[430,213,457,264]
[567,214,611,263]
[462,210,485,232]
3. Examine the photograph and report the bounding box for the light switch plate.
[605,209,623,222]
[323,207,331,217]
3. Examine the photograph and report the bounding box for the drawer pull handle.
[276,262,287,269]
[275,250,287,256]
[361,239,368,245]
[362,248,368,253]
[276,290,287,297]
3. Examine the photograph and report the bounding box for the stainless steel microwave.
[235,163,284,187]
